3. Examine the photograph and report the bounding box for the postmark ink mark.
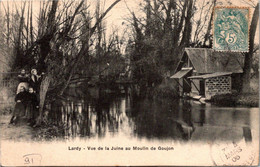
[23,153,42,165]
[213,7,249,52]
[210,129,256,166]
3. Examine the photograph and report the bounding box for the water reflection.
[47,87,255,142]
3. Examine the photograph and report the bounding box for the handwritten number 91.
[24,157,33,164]
[232,155,240,162]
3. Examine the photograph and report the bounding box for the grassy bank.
[236,93,259,107]
[211,77,259,107]
[153,77,259,107]
[211,92,258,107]
[33,123,65,140]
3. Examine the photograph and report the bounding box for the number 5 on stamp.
[213,7,249,52]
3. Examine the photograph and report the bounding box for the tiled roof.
[184,48,244,73]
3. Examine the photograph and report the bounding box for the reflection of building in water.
[48,94,253,142]
[190,102,206,127]
[190,103,252,142]
[174,100,195,140]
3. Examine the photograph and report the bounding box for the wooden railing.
[0,72,19,94]
[0,72,19,79]
[0,79,18,88]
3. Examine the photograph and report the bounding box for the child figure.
[16,69,30,94]
[26,87,39,126]
[10,86,28,125]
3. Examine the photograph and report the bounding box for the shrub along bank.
[210,92,258,107]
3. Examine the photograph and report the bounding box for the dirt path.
[0,114,35,141]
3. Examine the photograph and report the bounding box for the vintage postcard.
[0,0,259,166]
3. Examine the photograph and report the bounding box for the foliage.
[0,0,124,124]
[152,79,179,99]
[241,3,259,92]
[33,123,66,141]
[236,93,259,107]
[210,93,238,106]
[126,0,215,96]
[210,92,258,107]
[1,0,124,89]
[0,14,13,75]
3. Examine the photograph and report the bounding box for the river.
[0,86,259,166]
[46,86,259,143]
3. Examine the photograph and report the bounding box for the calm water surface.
[48,87,259,142]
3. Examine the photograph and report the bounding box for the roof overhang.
[170,69,192,79]
[188,72,232,79]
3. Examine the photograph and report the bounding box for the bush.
[211,93,238,106]
[153,78,179,99]
[249,77,259,93]
[210,92,258,107]
[237,93,259,107]
[33,123,65,140]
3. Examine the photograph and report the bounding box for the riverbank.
[0,114,35,141]
[153,86,259,107]
[0,112,65,141]
[153,77,259,107]
[210,92,259,107]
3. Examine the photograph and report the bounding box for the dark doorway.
[183,78,191,93]
[199,80,205,95]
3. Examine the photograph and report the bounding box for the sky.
[0,0,140,39]
[0,0,259,44]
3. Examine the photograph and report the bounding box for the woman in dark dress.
[26,87,39,126]
[10,87,28,125]
[16,69,30,94]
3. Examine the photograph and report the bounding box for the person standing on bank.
[16,69,30,94]
[10,86,28,125]
[29,69,42,94]
[26,87,39,126]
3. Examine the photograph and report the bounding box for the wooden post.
[190,79,200,93]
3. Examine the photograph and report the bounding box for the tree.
[58,0,121,96]
[242,3,259,92]
[202,0,216,47]
[125,0,198,97]
[0,0,122,124]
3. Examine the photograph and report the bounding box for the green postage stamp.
[213,7,249,52]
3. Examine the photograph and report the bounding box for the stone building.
[170,48,244,99]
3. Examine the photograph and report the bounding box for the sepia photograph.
[0,0,259,166]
